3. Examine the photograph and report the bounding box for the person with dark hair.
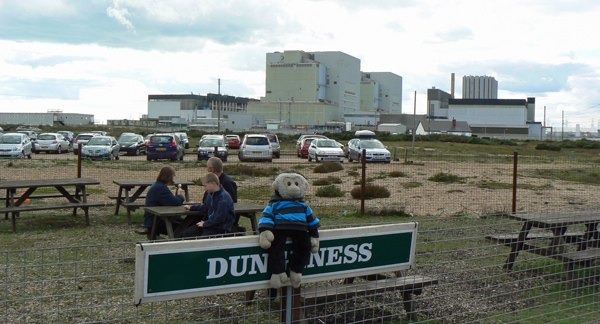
[181,173,235,238]
[140,166,185,239]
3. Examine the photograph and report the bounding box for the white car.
[308,139,345,163]
[34,133,71,154]
[0,133,33,159]
[239,134,273,162]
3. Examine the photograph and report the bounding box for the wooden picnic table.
[112,180,195,223]
[495,212,600,286]
[143,202,264,240]
[0,178,105,231]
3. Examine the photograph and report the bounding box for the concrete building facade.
[147,94,256,127]
[462,75,498,99]
[0,112,94,126]
[249,50,402,127]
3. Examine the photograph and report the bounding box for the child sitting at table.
[180,173,236,238]
[141,166,185,238]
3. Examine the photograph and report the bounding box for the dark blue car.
[146,133,185,161]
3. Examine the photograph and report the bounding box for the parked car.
[118,133,146,156]
[174,132,190,149]
[56,131,75,145]
[226,135,241,149]
[80,136,121,160]
[346,138,391,163]
[307,139,345,163]
[34,133,70,154]
[239,134,273,162]
[72,133,96,155]
[89,131,108,136]
[0,133,33,159]
[297,137,322,158]
[265,134,281,158]
[197,136,229,161]
[16,130,38,142]
[146,133,185,161]
[296,135,328,157]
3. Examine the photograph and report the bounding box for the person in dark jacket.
[141,166,185,238]
[206,157,237,202]
[181,173,235,238]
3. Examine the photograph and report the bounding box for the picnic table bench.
[112,180,195,223]
[489,211,600,286]
[0,178,105,231]
[143,202,264,240]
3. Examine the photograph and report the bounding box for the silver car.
[239,134,273,162]
[0,133,33,159]
[73,133,96,155]
[34,133,71,154]
[308,139,345,163]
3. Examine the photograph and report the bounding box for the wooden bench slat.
[109,195,146,200]
[556,248,600,263]
[0,202,105,213]
[0,193,90,200]
[486,232,584,245]
[302,275,438,305]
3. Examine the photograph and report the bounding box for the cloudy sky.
[1,0,599,130]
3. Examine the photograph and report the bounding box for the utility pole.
[561,110,564,141]
[217,78,221,133]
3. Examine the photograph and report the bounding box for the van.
[354,130,376,139]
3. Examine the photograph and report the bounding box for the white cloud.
[106,5,136,33]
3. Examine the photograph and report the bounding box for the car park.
[34,133,70,154]
[265,134,281,158]
[80,136,120,160]
[239,134,273,162]
[89,131,108,136]
[0,133,33,159]
[57,131,75,145]
[197,136,228,161]
[346,138,391,163]
[118,133,146,156]
[174,132,190,149]
[296,135,328,157]
[226,135,241,149]
[307,139,345,163]
[72,133,96,155]
[146,133,185,161]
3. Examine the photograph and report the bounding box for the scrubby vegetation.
[315,185,344,198]
[313,176,343,186]
[428,172,464,183]
[350,184,390,199]
[313,162,344,173]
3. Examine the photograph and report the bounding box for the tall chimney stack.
[451,73,455,98]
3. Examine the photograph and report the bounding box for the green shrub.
[468,137,491,145]
[365,207,411,217]
[389,171,408,177]
[403,182,422,188]
[428,172,464,183]
[225,164,279,177]
[313,176,343,186]
[314,162,344,173]
[535,143,561,151]
[350,184,390,199]
[315,185,344,198]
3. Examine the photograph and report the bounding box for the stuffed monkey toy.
[258,173,321,288]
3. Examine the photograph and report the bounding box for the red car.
[298,137,319,158]
[226,135,241,149]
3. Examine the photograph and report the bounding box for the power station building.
[0,112,94,126]
[247,50,402,128]
[426,75,542,139]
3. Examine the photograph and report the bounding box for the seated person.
[181,173,236,238]
[142,166,185,238]
[206,157,237,202]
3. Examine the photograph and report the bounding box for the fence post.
[77,143,82,178]
[214,146,218,160]
[361,148,366,215]
[512,151,518,214]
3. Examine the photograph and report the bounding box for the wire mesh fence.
[1,151,600,323]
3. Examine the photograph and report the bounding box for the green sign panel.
[135,223,417,304]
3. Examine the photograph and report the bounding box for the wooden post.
[77,143,82,178]
[512,152,518,214]
[361,148,366,215]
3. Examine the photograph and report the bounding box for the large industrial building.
[146,94,258,131]
[247,50,402,128]
[426,75,542,139]
[0,112,94,126]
